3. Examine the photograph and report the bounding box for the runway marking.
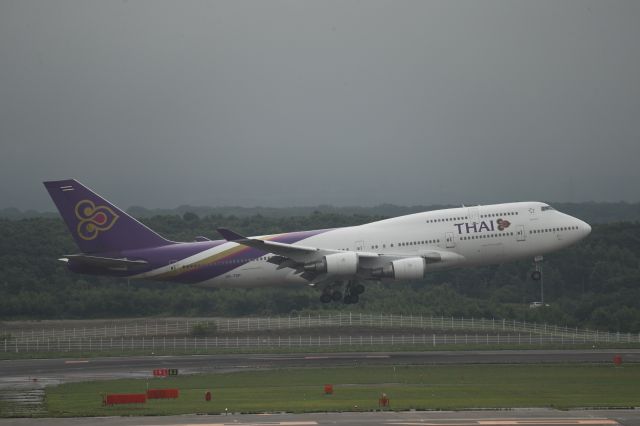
[63,360,89,364]
[248,357,303,361]
[387,420,618,426]
[304,356,329,359]
[167,422,318,426]
[366,355,391,358]
[387,423,487,426]
[478,421,618,425]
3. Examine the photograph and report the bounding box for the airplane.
[44,179,591,304]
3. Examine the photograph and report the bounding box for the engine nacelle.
[304,252,359,276]
[372,257,426,281]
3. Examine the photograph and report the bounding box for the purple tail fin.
[44,179,172,253]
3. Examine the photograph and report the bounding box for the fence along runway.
[2,313,639,354]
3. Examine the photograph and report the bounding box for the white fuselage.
[136,201,591,289]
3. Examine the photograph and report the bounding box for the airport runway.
[1,350,638,423]
[2,349,640,380]
[2,408,640,426]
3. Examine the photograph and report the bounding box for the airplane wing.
[217,228,378,263]
[217,228,459,285]
[218,228,381,284]
[61,254,148,271]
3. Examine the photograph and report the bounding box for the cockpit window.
[541,205,555,211]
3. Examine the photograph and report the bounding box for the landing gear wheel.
[343,294,359,304]
[531,270,542,281]
[354,284,365,295]
[331,290,342,302]
[320,293,332,303]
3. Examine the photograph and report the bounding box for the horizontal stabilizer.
[62,254,148,271]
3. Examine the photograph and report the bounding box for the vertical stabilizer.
[43,179,172,253]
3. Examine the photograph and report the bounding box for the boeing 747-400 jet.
[45,179,591,304]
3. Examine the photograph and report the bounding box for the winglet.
[217,228,248,242]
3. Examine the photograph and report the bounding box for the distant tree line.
[3,200,640,223]
[0,205,639,332]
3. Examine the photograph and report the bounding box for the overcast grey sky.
[1,0,639,210]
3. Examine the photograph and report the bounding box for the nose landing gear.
[530,255,545,306]
[531,255,543,281]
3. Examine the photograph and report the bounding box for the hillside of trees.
[3,201,640,223]
[1,206,639,332]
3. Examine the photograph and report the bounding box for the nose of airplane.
[577,219,591,239]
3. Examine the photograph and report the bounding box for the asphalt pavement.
[2,408,640,426]
[3,349,640,380]
[1,350,639,424]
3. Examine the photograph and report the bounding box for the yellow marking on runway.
[478,421,618,425]
[388,420,618,426]
[387,423,487,426]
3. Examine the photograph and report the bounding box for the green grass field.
[43,364,640,417]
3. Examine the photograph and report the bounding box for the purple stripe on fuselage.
[123,240,227,270]
[157,228,333,284]
[69,240,230,277]
[65,226,335,280]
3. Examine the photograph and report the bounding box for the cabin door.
[445,232,455,248]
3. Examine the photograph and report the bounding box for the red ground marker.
[103,393,147,406]
[147,389,179,399]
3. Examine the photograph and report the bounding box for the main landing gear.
[319,291,339,304]
[343,281,365,305]
[319,283,342,304]
[319,280,364,304]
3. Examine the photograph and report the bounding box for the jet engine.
[304,252,359,276]
[372,257,426,280]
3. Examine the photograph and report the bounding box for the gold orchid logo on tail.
[75,200,119,240]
